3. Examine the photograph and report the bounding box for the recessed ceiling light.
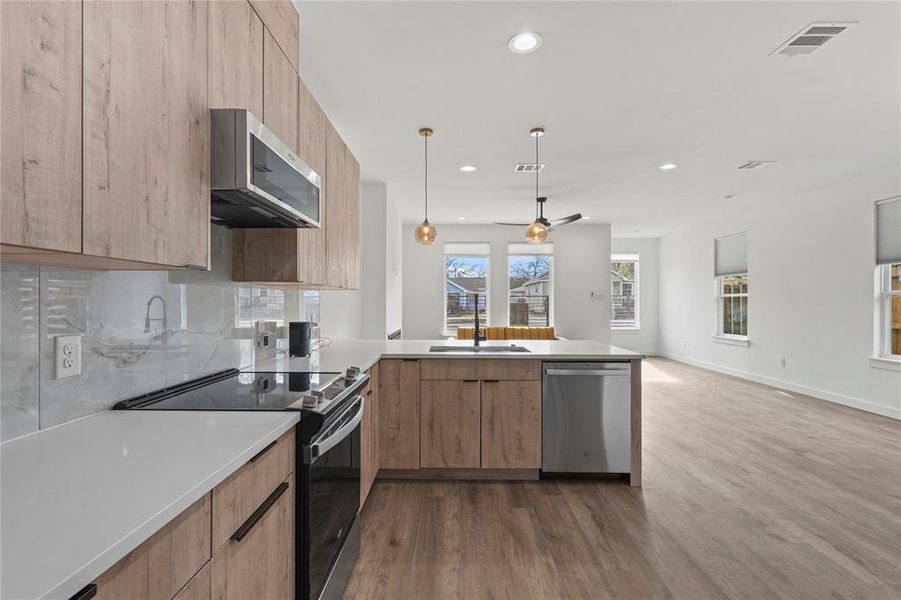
[508,32,542,54]
[457,216,466,221]
[658,163,678,171]
[459,164,477,172]
[738,160,776,170]
[582,216,591,220]
[724,193,738,199]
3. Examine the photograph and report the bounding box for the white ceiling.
[296,1,900,236]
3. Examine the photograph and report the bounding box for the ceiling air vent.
[737,161,776,170]
[771,22,857,56]
[514,163,546,173]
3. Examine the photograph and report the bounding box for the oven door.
[301,396,363,600]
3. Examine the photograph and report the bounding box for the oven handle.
[309,396,364,461]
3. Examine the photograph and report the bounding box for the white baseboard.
[659,353,901,420]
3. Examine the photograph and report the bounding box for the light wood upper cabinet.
[263,29,299,155]
[211,473,295,600]
[209,0,264,117]
[343,146,361,290]
[1,0,82,254]
[82,0,210,269]
[325,121,347,288]
[379,360,421,469]
[248,0,299,72]
[421,380,482,468]
[481,380,542,469]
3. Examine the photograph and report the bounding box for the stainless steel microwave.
[210,108,321,228]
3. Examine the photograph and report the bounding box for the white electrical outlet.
[54,334,82,379]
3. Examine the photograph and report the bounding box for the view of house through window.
[718,274,749,337]
[508,244,553,326]
[610,254,639,328]
[444,244,489,334]
[879,263,901,357]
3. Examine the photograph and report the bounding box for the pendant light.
[414,127,437,244]
[525,127,548,244]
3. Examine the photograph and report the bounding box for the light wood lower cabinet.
[378,360,543,475]
[379,360,421,469]
[173,562,211,600]
[481,380,542,469]
[211,473,295,600]
[361,365,380,506]
[94,494,211,600]
[421,380,481,468]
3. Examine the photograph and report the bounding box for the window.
[508,243,553,326]
[876,197,901,359]
[444,243,489,334]
[718,273,749,337]
[610,254,639,329]
[714,233,749,340]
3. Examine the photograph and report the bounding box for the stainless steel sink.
[428,345,531,353]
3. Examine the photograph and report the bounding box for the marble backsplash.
[0,226,317,441]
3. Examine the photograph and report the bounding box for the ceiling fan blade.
[547,213,582,229]
[493,221,531,227]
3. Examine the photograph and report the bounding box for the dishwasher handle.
[545,367,630,377]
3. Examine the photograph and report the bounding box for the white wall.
[385,194,403,336]
[401,223,612,341]
[658,175,901,419]
[611,238,659,355]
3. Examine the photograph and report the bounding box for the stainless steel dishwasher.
[542,362,631,474]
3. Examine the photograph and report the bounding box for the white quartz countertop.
[254,338,644,374]
[1,410,299,600]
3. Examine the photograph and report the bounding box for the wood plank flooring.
[343,358,901,599]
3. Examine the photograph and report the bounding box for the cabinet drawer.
[94,494,211,600]
[212,428,295,552]
[420,359,541,381]
[211,473,295,600]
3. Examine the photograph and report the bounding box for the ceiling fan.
[494,127,582,243]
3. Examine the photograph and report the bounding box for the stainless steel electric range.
[113,366,368,600]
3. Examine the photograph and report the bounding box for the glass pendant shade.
[415,219,437,245]
[525,219,548,244]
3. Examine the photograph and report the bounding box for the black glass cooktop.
[113,370,344,412]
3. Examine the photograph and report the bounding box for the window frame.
[443,250,490,336]
[715,272,749,341]
[876,263,901,360]
[506,250,554,327]
[610,253,640,330]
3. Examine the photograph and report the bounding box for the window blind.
[444,242,490,255]
[876,196,901,265]
[715,232,748,276]
[508,242,554,255]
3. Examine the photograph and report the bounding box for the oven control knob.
[311,390,325,399]
[301,395,320,408]
[345,367,360,381]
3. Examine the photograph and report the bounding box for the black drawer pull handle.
[462,380,478,383]
[69,584,97,600]
[402,358,418,362]
[366,389,373,396]
[232,481,289,542]
[249,440,277,463]
[482,380,499,383]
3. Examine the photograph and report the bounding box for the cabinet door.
[481,381,542,469]
[343,146,361,290]
[209,0,263,117]
[360,377,374,505]
[248,0,298,72]
[263,28,298,154]
[82,0,209,268]
[211,474,295,600]
[172,562,211,600]
[294,76,328,284]
[421,380,481,468]
[324,121,347,288]
[1,0,82,253]
[379,360,420,469]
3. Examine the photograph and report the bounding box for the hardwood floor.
[343,358,901,600]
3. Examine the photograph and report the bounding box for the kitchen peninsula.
[255,339,644,490]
